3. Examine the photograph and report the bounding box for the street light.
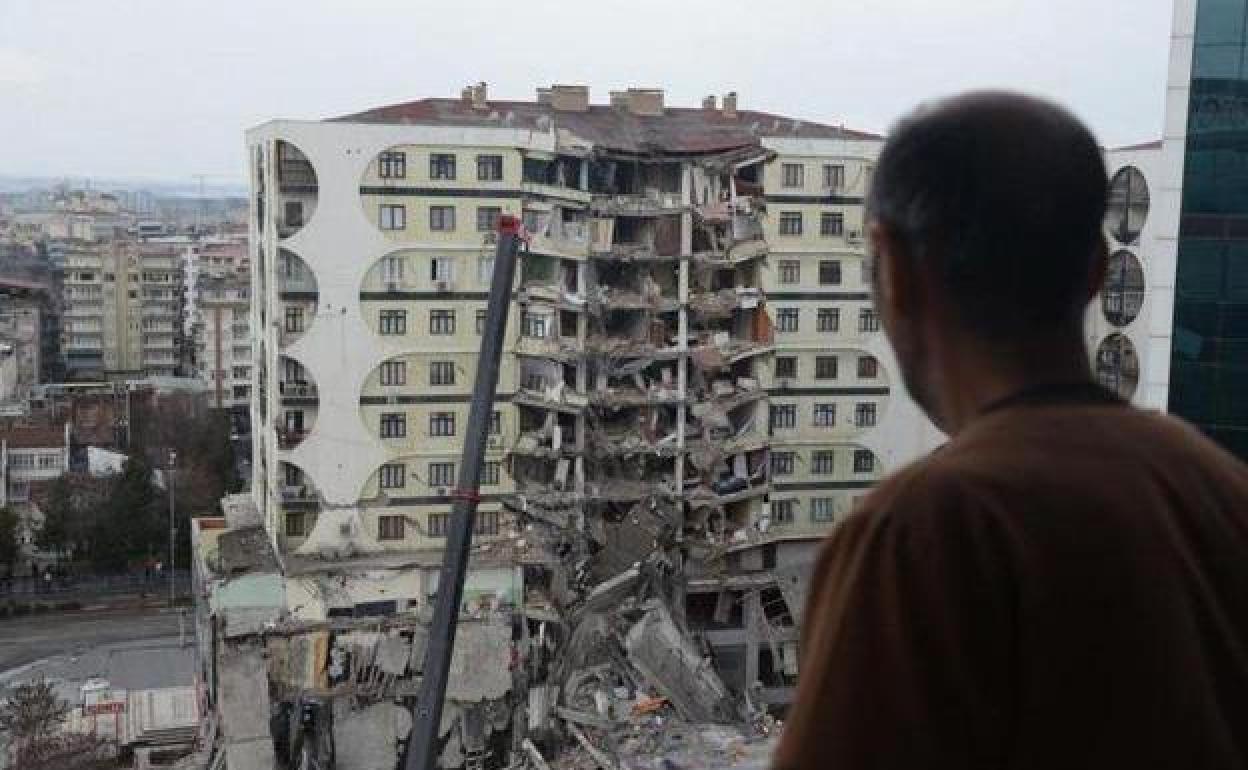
[168,449,176,608]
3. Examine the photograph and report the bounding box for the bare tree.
[0,678,113,769]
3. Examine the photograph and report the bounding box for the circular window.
[1101,250,1145,327]
[1095,333,1139,400]
[1105,166,1149,245]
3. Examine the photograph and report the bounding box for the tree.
[90,455,161,570]
[0,507,19,577]
[0,678,112,769]
[36,475,74,558]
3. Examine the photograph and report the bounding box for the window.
[771,499,796,523]
[817,308,840,332]
[428,513,449,537]
[380,463,405,489]
[475,512,500,536]
[782,163,804,188]
[378,515,405,541]
[771,452,795,476]
[854,449,875,473]
[811,498,837,522]
[380,204,406,231]
[858,308,880,332]
[770,404,796,430]
[778,260,800,284]
[429,462,456,487]
[380,360,406,386]
[774,356,797,379]
[285,201,303,228]
[430,206,456,231]
[481,462,501,486]
[478,254,494,284]
[477,206,501,232]
[522,311,548,338]
[776,308,799,332]
[382,255,404,284]
[812,450,836,474]
[380,412,406,438]
[379,309,407,335]
[861,257,875,286]
[821,212,844,237]
[430,153,456,180]
[819,260,842,285]
[779,212,803,236]
[855,402,878,427]
[285,513,307,537]
[475,309,487,334]
[823,164,845,190]
[430,309,456,335]
[489,410,501,435]
[858,355,878,378]
[284,306,303,333]
[430,361,456,386]
[429,411,456,437]
[814,403,836,427]
[815,356,838,379]
[379,151,406,179]
[477,154,503,181]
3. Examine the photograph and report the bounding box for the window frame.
[379,463,405,489]
[776,308,799,333]
[379,204,406,231]
[429,205,456,232]
[428,462,456,487]
[774,356,797,379]
[429,411,456,437]
[770,451,795,476]
[778,260,800,284]
[378,514,405,541]
[477,154,503,181]
[476,206,502,233]
[823,163,845,190]
[820,211,845,237]
[817,307,840,332]
[857,355,879,378]
[379,151,407,179]
[379,309,407,335]
[430,153,457,180]
[782,163,804,188]
[855,402,878,427]
[430,361,456,386]
[769,404,797,431]
[815,355,838,380]
[380,360,407,386]
[813,403,837,427]
[380,412,407,438]
[853,449,875,473]
[778,211,803,236]
[812,450,836,474]
[430,309,456,335]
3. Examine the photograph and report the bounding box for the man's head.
[867,91,1109,428]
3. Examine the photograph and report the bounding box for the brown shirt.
[774,399,1248,769]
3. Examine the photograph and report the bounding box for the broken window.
[430,309,456,335]
[378,515,405,540]
[429,205,456,231]
[774,356,797,379]
[813,403,836,427]
[769,404,796,431]
[429,411,456,437]
[379,151,406,179]
[778,260,800,284]
[380,463,405,489]
[819,260,842,285]
[854,449,876,473]
[380,360,406,386]
[855,402,878,427]
[771,451,795,476]
[812,450,836,474]
[815,356,838,380]
[430,153,456,180]
[817,307,840,332]
[858,307,880,332]
[380,412,406,438]
[776,308,799,332]
[811,497,837,522]
[824,163,846,190]
[379,204,406,231]
[782,163,804,188]
[482,462,501,486]
[477,154,503,181]
[821,212,844,237]
[430,361,456,386]
[477,206,501,232]
[379,309,406,335]
[858,355,879,378]
[778,212,803,236]
[429,462,455,487]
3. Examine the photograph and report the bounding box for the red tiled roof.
[333,97,881,154]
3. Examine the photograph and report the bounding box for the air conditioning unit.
[847,229,864,244]
[436,281,451,292]
[436,487,448,497]
[487,436,503,450]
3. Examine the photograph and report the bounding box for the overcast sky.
[0,0,1174,183]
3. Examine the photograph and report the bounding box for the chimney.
[471,81,488,110]
[722,91,738,119]
[461,86,474,103]
[702,95,718,110]
[548,84,590,112]
[624,88,665,117]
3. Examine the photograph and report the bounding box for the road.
[0,608,182,673]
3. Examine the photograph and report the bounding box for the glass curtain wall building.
[1170,0,1248,459]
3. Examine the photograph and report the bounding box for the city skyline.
[1,0,1173,180]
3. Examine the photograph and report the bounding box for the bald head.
[867,91,1109,341]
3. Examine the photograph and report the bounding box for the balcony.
[591,192,688,217]
[279,380,317,400]
[527,221,590,259]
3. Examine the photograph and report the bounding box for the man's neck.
[934,333,1093,435]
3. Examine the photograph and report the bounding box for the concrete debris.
[333,701,414,770]
[218,525,280,574]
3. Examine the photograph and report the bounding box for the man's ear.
[868,220,916,326]
[1087,235,1109,301]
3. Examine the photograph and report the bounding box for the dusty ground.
[0,607,182,673]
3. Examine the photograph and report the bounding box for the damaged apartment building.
[190,84,934,769]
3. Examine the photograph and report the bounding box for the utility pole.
[404,216,523,770]
[168,448,177,608]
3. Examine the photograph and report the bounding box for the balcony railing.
[279,381,317,399]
